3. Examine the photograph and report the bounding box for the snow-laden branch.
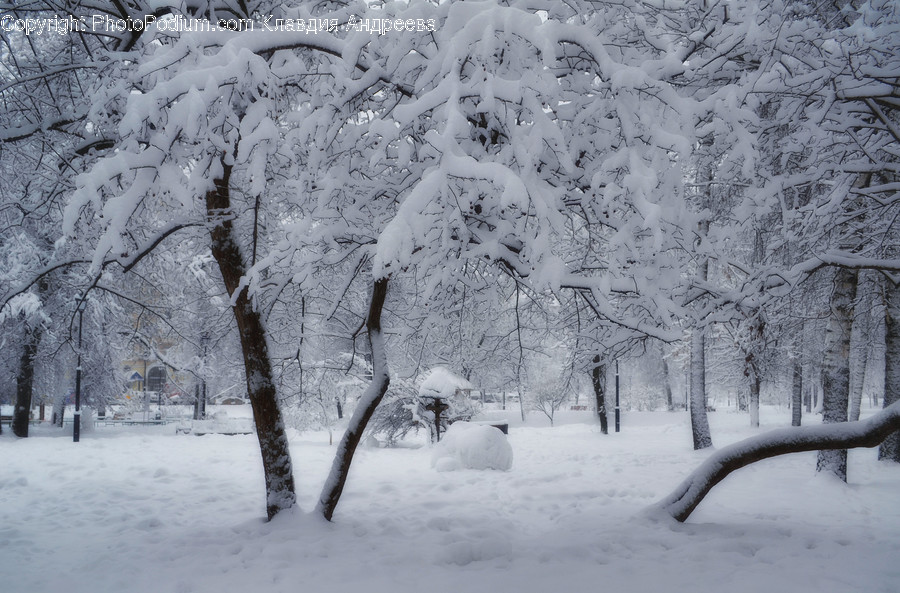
[649,401,900,522]
[0,221,203,319]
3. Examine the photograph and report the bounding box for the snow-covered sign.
[418,367,473,400]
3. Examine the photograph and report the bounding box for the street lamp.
[73,302,84,443]
[615,360,620,433]
[200,332,209,419]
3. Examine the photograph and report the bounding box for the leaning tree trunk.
[592,355,608,434]
[816,268,858,481]
[206,159,295,520]
[318,277,390,521]
[879,274,900,462]
[690,327,713,449]
[652,400,900,522]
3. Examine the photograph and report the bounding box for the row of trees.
[2,0,898,520]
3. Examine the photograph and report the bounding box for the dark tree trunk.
[318,277,390,521]
[13,277,48,437]
[592,355,608,434]
[791,358,803,427]
[879,275,900,462]
[817,268,857,481]
[206,159,296,520]
[12,321,43,437]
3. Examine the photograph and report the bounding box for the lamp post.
[200,332,209,419]
[614,360,620,433]
[143,352,149,422]
[73,304,84,443]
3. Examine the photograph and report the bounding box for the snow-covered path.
[2,408,899,593]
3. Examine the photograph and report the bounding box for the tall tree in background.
[880,275,900,462]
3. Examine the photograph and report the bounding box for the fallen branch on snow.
[650,401,900,522]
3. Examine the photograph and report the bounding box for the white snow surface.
[189,410,254,435]
[431,422,513,472]
[2,405,900,593]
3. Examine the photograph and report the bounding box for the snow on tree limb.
[650,401,900,523]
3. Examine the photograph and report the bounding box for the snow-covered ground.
[2,405,899,593]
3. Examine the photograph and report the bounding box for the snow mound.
[431,422,513,471]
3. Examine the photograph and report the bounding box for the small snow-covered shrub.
[431,422,513,472]
[367,373,478,445]
[367,393,420,445]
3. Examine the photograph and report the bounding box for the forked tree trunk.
[652,400,900,522]
[816,268,857,482]
[879,275,900,462]
[318,277,390,521]
[592,355,608,434]
[207,160,296,520]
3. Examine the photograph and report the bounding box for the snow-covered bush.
[367,369,479,445]
[418,368,479,443]
[365,376,421,446]
[431,422,513,472]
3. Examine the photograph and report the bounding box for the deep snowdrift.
[2,406,899,593]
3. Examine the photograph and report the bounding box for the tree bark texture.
[791,358,802,427]
[318,277,390,521]
[592,355,608,434]
[12,321,43,437]
[879,275,900,462]
[748,362,760,428]
[690,328,713,449]
[653,400,900,522]
[12,277,49,437]
[206,160,296,520]
[816,268,857,481]
[848,273,872,422]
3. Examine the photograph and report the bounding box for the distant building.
[119,341,188,404]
